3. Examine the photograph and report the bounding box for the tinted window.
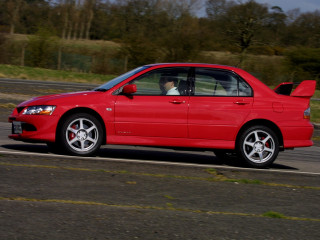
[127,67,190,96]
[194,68,252,96]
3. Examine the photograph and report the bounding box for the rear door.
[188,68,253,141]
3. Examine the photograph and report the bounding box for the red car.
[8,63,316,167]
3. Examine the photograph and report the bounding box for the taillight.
[304,107,311,119]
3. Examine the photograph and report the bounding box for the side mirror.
[122,84,137,95]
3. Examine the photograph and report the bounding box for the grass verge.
[0,64,116,84]
[311,100,320,123]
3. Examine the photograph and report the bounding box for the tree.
[223,1,269,53]
[156,0,202,61]
[285,47,320,88]
[118,0,168,67]
[26,27,59,68]
[117,0,202,66]
[285,10,320,48]
[83,0,96,39]
[161,12,201,62]
[267,6,287,45]
[206,0,235,20]
[5,0,25,34]
[56,0,96,40]
[20,0,51,34]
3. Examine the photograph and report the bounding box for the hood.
[18,91,101,107]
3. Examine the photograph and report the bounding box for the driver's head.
[159,75,178,92]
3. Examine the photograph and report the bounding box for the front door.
[114,67,190,138]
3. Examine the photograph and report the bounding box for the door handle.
[233,101,250,105]
[169,99,186,104]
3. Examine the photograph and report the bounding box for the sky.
[197,0,320,17]
[254,0,320,13]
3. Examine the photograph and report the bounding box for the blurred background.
[0,0,319,88]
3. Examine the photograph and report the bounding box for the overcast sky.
[198,0,320,17]
[254,0,320,13]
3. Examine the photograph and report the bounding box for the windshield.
[94,66,150,91]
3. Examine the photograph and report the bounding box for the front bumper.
[8,114,60,143]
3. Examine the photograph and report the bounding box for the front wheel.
[237,125,279,168]
[59,113,103,156]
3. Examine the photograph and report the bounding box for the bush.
[91,47,124,74]
[285,48,320,89]
[247,46,275,56]
[25,28,59,69]
[0,33,7,64]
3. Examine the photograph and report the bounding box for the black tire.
[46,142,62,154]
[59,113,103,156]
[237,125,279,168]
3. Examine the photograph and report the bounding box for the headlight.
[23,106,56,115]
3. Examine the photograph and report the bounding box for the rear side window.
[194,68,252,96]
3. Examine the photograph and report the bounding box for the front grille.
[22,123,37,131]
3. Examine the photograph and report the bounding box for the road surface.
[0,78,319,239]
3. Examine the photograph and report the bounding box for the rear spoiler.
[274,80,316,99]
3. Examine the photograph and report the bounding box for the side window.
[194,68,252,97]
[127,67,189,96]
[238,78,253,96]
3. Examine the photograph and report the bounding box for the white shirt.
[166,87,180,95]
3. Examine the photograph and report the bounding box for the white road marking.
[0,150,320,176]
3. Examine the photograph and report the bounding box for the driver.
[159,75,180,95]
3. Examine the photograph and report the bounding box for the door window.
[194,68,252,96]
[125,67,190,96]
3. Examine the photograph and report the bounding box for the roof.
[144,63,239,70]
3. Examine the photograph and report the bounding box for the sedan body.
[8,63,316,167]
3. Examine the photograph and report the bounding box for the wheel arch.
[56,107,107,144]
[236,119,284,150]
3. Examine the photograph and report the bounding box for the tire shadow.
[2,143,298,170]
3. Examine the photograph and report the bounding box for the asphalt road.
[1,121,320,174]
[1,78,320,239]
[1,124,320,240]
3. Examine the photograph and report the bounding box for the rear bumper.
[282,124,314,148]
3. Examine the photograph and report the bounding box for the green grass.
[313,89,320,98]
[0,64,116,84]
[0,103,16,109]
[311,101,320,123]
[262,211,286,219]
[61,38,120,54]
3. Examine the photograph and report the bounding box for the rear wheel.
[59,113,103,156]
[238,125,279,168]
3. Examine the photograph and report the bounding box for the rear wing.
[274,80,316,99]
